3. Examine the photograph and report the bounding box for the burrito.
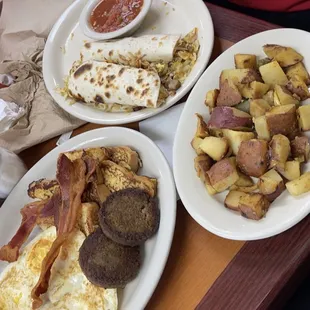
[67,61,161,108]
[81,35,181,64]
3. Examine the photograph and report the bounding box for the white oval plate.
[43,0,214,125]
[0,127,176,310]
[173,28,310,241]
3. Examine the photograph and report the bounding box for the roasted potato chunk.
[291,136,310,162]
[277,161,300,181]
[239,193,270,220]
[191,137,204,155]
[236,139,268,177]
[195,113,209,138]
[208,106,253,130]
[287,75,309,100]
[254,115,271,140]
[263,44,303,67]
[207,157,239,193]
[262,90,274,106]
[258,169,285,202]
[234,54,257,69]
[249,99,271,117]
[269,134,290,169]
[285,62,310,85]
[239,81,269,99]
[216,79,242,107]
[220,68,262,85]
[222,129,255,155]
[200,137,229,161]
[259,61,288,86]
[235,171,254,187]
[224,190,246,211]
[274,85,299,106]
[286,172,310,196]
[205,89,219,112]
[77,202,100,236]
[265,104,298,138]
[297,105,310,131]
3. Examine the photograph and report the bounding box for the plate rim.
[173,28,310,241]
[0,127,176,309]
[42,0,214,125]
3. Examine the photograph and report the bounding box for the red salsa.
[90,0,144,33]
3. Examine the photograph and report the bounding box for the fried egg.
[0,227,118,309]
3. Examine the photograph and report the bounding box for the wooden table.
[19,3,310,310]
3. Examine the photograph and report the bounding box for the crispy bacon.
[31,154,87,309]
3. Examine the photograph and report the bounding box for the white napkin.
[139,103,185,169]
[0,99,25,134]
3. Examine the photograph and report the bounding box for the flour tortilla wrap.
[67,61,161,108]
[81,35,181,64]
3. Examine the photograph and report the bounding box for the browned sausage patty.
[99,188,160,246]
[79,228,141,288]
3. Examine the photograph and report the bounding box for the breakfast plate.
[173,28,310,241]
[43,0,214,124]
[0,127,176,309]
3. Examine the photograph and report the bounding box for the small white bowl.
[79,0,152,40]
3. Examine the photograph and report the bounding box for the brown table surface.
[19,2,310,310]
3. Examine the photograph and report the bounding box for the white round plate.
[0,127,176,310]
[173,28,310,241]
[43,0,214,125]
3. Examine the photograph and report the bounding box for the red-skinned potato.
[254,115,271,141]
[234,54,257,69]
[235,171,254,187]
[206,157,239,193]
[297,105,310,131]
[286,171,310,196]
[269,134,291,169]
[239,193,270,220]
[249,99,271,117]
[258,169,285,202]
[277,160,300,181]
[222,129,255,155]
[195,113,209,138]
[263,90,274,106]
[259,61,288,86]
[239,81,269,99]
[216,79,242,107]
[286,75,309,100]
[204,89,219,113]
[285,62,310,85]
[291,136,310,162]
[274,85,299,106]
[191,137,204,155]
[236,139,268,177]
[220,68,263,86]
[208,106,253,130]
[224,190,246,212]
[199,137,229,161]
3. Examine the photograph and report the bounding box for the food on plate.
[236,139,268,177]
[297,105,310,131]
[238,193,270,220]
[0,145,159,308]
[79,228,141,288]
[291,136,310,162]
[199,136,229,161]
[263,44,303,67]
[206,157,239,193]
[234,54,257,69]
[286,171,310,196]
[60,29,200,112]
[89,0,144,33]
[192,43,310,220]
[269,134,290,169]
[258,169,285,202]
[207,106,253,130]
[99,189,159,246]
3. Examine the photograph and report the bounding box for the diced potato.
[209,128,223,138]
[287,75,309,100]
[234,54,257,69]
[273,91,281,106]
[277,161,301,181]
[222,129,255,155]
[194,154,213,182]
[239,193,270,220]
[297,105,310,131]
[274,85,299,105]
[263,90,274,106]
[224,190,246,211]
[207,157,239,193]
[285,62,310,85]
[249,99,271,117]
[259,61,288,86]
[200,137,229,161]
[235,171,254,187]
[195,113,209,138]
[269,134,290,168]
[191,137,204,155]
[239,81,269,99]
[263,44,303,67]
[286,171,310,196]
[205,89,219,112]
[208,106,253,130]
[265,104,298,138]
[229,184,258,193]
[254,115,271,140]
[217,79,242,107]
[291,136,310,162]
[236,139,268,177]
[258,169,285,202]
[220,68,262,85]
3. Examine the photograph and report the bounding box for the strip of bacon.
[0,199,49,262]
[31,154,87,309]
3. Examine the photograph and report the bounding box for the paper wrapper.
[0,0,85,153]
